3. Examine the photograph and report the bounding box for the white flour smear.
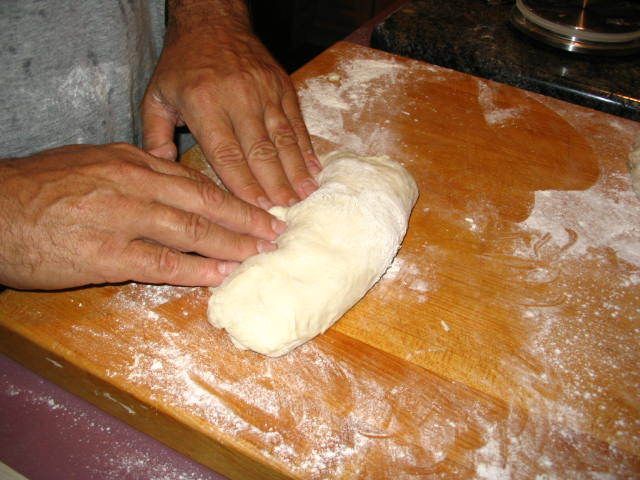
[298,57,416,157]
[468,137,640,477]
[477,80,523,127]
[77,272,639,479]
[379,255,435,305]
[62,284,506,478]
[517,172,640,267]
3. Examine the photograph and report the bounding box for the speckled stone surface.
[371,0,640,121]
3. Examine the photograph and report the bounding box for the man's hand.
[0,144,286,290]
[141,0,321,210]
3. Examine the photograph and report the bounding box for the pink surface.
[0,353,226,480]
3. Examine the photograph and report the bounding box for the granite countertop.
[371,0,640,120]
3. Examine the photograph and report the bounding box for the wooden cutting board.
[1,42,639,478]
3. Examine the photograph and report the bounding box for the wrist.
[166,0,252,42]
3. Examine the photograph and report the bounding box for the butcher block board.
[1,42,639,478]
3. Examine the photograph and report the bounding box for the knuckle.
[278,70,294,85]
[274,186,295,202]
[264,64,287,88]
[82,156,136,180]
[97,237,124,260]
[231,70,256,91]
[271,127,298,149]
[180,74,216,106]
[73,190,123,216]
[291,169,312,186]
[97,240,128,283]
[193,170,211,183]
[247,139,278,164]
[184,213,210,244]
[156,246,182,279]
[211,143,245,169]
[198,181,226,208]
[110,159,147,179]
[108,142,144,159]
[100,266,124,284]
[236,179,261,199]
[181,84,204,105]
[235,201,255,227]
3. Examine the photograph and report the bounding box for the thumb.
[141,93,179,161]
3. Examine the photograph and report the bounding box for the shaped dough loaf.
[208,151,418,356]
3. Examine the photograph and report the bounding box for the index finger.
[129,170,286,241]
[116,240,234,287]
[184,106,272,210]
[282,87,322,175]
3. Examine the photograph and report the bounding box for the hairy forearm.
[167,0,252,39]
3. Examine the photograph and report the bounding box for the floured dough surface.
[208,151,418,356]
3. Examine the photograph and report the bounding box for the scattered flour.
[409,278,429,293]
[379,255,435,305]
[517,171,640,267]
[298,56,417,156]
[477,80,523,127]
[382,256,404,281]
[50,282,505,478]
[470,153,640,477]
[464,216,480,232]
[109,284,195,311]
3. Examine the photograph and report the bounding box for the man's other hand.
[141,0,321,210]
[0,144,285,290]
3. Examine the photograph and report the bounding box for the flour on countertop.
[52,164,639,480]
[381,256,405,281]
[477,80,523,127]
[109,284,195,311]
[298,56,436,158]
[56,282,505,478]
[517,171,640,267]
[379,255,435,305]
[468,139,640,476]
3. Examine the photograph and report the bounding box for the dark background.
[248,0,397,72]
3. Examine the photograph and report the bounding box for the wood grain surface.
[1,42,639,478]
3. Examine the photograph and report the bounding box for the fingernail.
[271,218,287,235]
[307,152,322,172]
[257,240,277,254]
[257,196,274,211]
[300,178,318,197]
[218,261,240,276]
[308,162,322,175]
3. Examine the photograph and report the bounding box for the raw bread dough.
[208,151,418,356]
